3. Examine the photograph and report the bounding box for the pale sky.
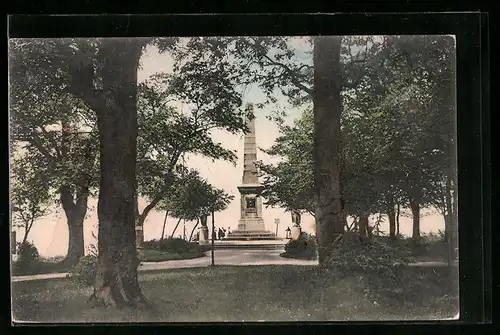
[12,38,447,257]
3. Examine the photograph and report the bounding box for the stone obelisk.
[227,104,276,240]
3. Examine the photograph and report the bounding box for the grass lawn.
[11,249,206,276]
[11,265,458,323]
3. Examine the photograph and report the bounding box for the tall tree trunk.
[189,218,200,242]
[170,218,183,239]
[60,186,89,265]
[409,198,421,242]
[396,204,401,236]
[161,210,169,240]
[58,120,89,265]
[312,36,344,266]
[70,39,146,307]
[387,203,396,239]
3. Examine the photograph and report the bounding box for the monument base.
[225,230,279,241]
[237,217,265,231]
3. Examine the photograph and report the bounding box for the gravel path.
[11,249,455,283]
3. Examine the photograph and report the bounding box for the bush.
[142,239,161,250]
[144,238,198,255]
[159,238,193,254]
[68,245,98,287]
[326,233,413,280]
[17,241,39,263]
[283,233,317,260]
[13,241,41,274]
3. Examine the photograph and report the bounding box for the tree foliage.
[9,38,100,264]
[135,42,252,228]
[258,110,314,215]
[165,170,234,222]
[10,156,52,243]
[258,35,456,243]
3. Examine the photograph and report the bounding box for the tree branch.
[261,54,313,96]
[67,59,106,112]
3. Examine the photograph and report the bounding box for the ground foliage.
[13,241,41,274]
[282,233,318,260]
[12,265,458,322]
[67,244,98,287]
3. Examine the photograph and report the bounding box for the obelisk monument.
[226,104,276,240]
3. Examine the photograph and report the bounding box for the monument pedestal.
[198,226,209,245]
[291,225,302,240]
[135,226,144,249]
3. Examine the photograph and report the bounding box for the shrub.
[142,239,161,250]
[17,241,39,263]
[283,233,317,260]
[68,244,97,287]
[158,238,193,254]
[13,241,41,274]
[143,237,200,255]
[326,233,413,281]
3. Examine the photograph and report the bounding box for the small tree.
[167,173,234,238]
[11,157,52,244]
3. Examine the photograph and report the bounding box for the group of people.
[192,226,231,241]
[214,227,228,240]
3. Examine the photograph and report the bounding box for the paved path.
[11,249,455,283]
[11,249,316,283]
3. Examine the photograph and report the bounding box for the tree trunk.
[170,218,183,239]
[161,210,169,240]
[396,204,401,236]
[189,218,200,242]
[58,119,89,265]
[409,198,421,242]
[60,186,89,265]
[387,204,396,239]
[21,226,30,244]
[358,214,369,242]
[135,157,181,247]
[70,39,146,307]
[312,36,344,266]
[200,215,208,228]
[134,191,144,249]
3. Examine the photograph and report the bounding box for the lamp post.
[211,206,215,266]
[274,218,280,237]
[183,220,186,240]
